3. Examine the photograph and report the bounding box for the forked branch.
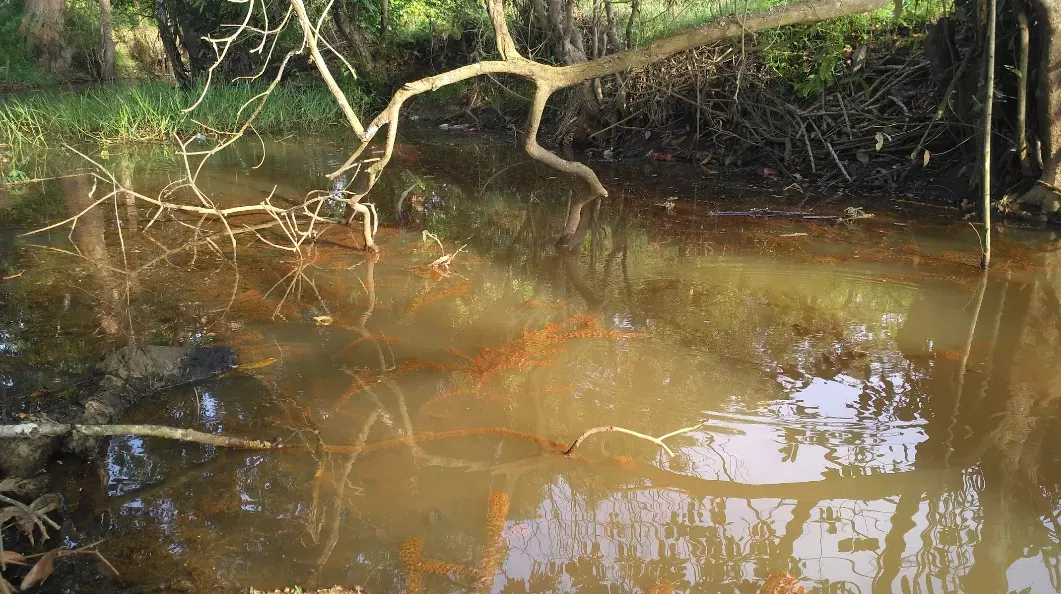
[563,422,705,456]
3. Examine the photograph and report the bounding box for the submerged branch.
[563,422,704,456]
[0,422,278,449]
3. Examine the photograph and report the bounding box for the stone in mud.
[0,345,236,479]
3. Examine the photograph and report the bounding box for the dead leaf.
[923,150,931,167]
[313,316,334,326]
[875,133,885,151]
[20,550,56,591]
[0,577,15,594]
[3,552,27,566]
[643,130,652,140]
[856,150,870,165]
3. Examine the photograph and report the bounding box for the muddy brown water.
[2,134,1061,594]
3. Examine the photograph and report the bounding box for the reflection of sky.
[496,470,1054,594]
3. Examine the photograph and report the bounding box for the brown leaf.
[0,577,15,594]
[3,552,26,566]
[20,550,56,591]
[923,150,931,167]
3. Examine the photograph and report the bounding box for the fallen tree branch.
[0,422,277,450]
[324,0,890,203]
[563,422,704,456]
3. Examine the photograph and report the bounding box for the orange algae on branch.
[760,572,806,594]
[647,582,674,594]
[476,492,511,594]
[399,538,424,594]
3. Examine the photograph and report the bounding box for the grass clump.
[0,81,373,145]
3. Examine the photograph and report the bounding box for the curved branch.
[563,422,704,456]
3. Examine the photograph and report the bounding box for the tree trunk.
[380,0,390,49]
[153,0,190,86]
[1021,0,1061,213]
[19,0,70,74]
[99,0,117,80]
[332,1,375,72]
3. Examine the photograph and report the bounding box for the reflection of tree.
[60,174,125,335]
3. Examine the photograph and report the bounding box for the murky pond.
[2,133,1061,594]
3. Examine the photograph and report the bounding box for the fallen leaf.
[856,150,870,165]
[923,150,931,167]
[643,130,652,140]
[313,315,334,326]
[3,552,26,566]
[875,132,885,151]
[20,550,56,591]
[0,577,14,594]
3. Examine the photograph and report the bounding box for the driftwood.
[0,423,276,449]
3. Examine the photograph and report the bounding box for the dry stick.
[1017,8,1032,176]
[981,0,997,270]
[798,120,815,173]
[911,47,973,163]
[563,422,704,457]
[809,120,850,181]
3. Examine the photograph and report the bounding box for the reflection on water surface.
[1,136,1061,594]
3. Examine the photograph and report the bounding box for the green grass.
[0,81,373,145]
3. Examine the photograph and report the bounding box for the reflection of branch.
[563,422,705,456]
[313,408,381,573]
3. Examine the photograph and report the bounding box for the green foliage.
[0,81,373,145]
[757,0,948,96]
[392,0,487,42]
[1,169,29,183]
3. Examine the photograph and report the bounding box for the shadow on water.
[2,135,1061,593]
